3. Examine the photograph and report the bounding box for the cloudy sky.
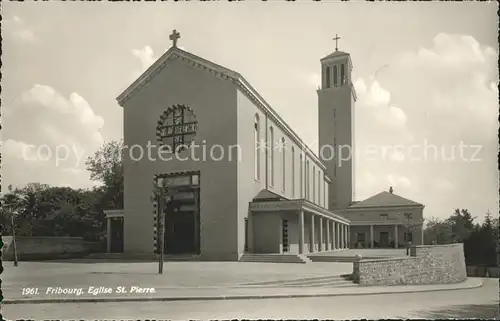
[2,2,498,221]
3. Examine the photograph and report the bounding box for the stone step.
[243,275,355,288]
[307,256,357,263]
[307,255,389,262]
[239,254,308,264]
[243,274,351,286]
[280,277,349,286]
[283,279,355,287]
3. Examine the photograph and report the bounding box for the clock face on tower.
[156,104,198,152]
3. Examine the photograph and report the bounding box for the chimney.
[389,186,393,194]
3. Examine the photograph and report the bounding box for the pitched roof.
[253,189,288,202]
[349,191,423,208]
[114,45,330,175]
[321,50,350,60]
[116,46,240,105]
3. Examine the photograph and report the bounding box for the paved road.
[4,279,498,319]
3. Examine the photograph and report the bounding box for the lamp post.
[0,224,4,310]
[10,210,19,267]
[154,177,171,275]
[404,213,412,256]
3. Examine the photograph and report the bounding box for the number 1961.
[22,288,39,296]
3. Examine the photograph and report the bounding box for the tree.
[85,140,124,209]
[0,183,106,242]
[475,211,497,266]
[447,208,477,243]
[424,217,453,245]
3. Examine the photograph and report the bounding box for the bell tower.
[318,35,356,210]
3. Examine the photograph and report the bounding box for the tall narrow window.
[325,66,331,88]
[254,114,260,180]
[306,160,309,200]
[312,165,316,202]
[333,65,338,86]
[318,170,321,205]
[281,137,286,192]
[300,154,303,198]
[324,181,327,208]
[269,126,274,186]
[291,147,295,197]
[341,64,345,85]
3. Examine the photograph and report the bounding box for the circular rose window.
[156,104,198,152]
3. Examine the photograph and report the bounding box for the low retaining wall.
[1,236,103,261]
[352,243,467,285]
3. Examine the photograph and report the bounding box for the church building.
[107,30,425,260]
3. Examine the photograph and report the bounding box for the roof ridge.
[115,44,330,175]
[350,190,423,208]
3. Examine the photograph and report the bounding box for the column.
[106,217,112,253]
[394,225,399,248]
[319,217,323,251]
[332,222,335,249]
[310,214,315,252]
[336,222,340,249]
[347,225,350,248]
[247,211,254,252]
[344,225,348,249]
[339,224,344,248]
[298,210,305,254]
[325,220,330,251]
[370,225,374,248]
[421,224,424,245]
[332,222,336,249]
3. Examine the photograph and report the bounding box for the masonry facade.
[111,32,424,260]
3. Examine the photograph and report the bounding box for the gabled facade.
[338,190,425,248]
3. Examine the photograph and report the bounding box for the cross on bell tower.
[169,29,181,47]
[333,34,341,51]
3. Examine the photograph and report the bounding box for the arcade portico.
[249,197,350,254]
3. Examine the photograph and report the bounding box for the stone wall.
[1,236,103,261]
[352,243,467,285]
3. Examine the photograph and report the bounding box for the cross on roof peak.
[169,29,181,47]
[333,34,341,51]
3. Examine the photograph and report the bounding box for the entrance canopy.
[249,199,351,225]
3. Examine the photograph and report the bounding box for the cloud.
[1,139,37,160]
[287,69,321,89]
[386,174,411,189]
[354,33,498,220]
[387,33,497,143]
[21,85,104,147]
[128,45,159,84]
[3,85,105,189]
[132,45,156,71]
[355,79,408,132]
[434,178,456,192]
[306,73,321,89]
[3,16,37,43]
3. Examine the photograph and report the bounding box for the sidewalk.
[3,278,484,304]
